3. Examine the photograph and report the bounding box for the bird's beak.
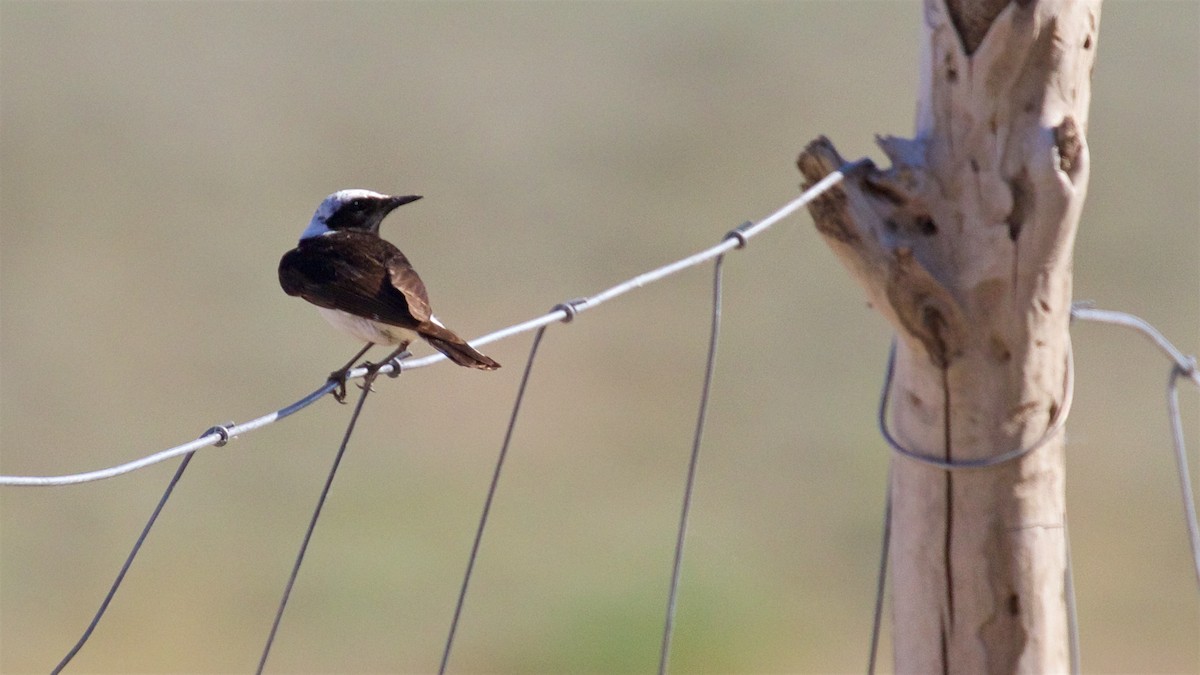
[386,195,422,211]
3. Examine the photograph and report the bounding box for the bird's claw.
[356,361,385,394]
[327,371,351,404]
[326,349,404,403]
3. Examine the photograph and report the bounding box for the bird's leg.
[359,345,411,392]
[328,343,374,404]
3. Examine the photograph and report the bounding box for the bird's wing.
[386,257,434,323]
[386,257,479,343]
[278,232,423,328]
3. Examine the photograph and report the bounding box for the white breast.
[316,307,419,347]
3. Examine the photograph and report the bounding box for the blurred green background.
[1,2,1196,673]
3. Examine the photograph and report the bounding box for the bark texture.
[798,0,1100,672]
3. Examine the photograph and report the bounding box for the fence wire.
[0,163,862,489]
[18,160,863,673]
[3,159,1196,674]
[1071,306,1200,586]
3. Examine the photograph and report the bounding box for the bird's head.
[300,189,422,240]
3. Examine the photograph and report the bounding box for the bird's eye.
[351,199,367,210]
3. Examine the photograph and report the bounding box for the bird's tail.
[424,334,501,370]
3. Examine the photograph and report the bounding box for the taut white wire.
[0,162,864,487]
[402,163,861,365]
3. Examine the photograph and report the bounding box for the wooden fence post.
[798,0,1101,671]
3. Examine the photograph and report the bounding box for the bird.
[279,189,499,401]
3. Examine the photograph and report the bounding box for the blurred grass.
[1,2,1196,673]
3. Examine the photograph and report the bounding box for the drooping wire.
[658,252,727,675]
[256,375,376,674]
[877,338,1075,471]
[50,448,201,674]
[439,325,550,674]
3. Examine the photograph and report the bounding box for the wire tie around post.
[723,221,753,249]
[202,422,235,448]
[878,338,1075,470]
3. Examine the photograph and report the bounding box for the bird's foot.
[324,343,377,404]
[356,363,384,394]
[355,350,409,392]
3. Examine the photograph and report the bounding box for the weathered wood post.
[798,0,1100,671]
